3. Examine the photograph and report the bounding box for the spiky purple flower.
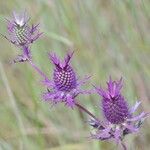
[1,11,42,63]
[42,51,90,108]
[90,77,149,149]
[29,51,90,108]
[4,11,42,47]
[99,77,129,124]
[52,52,76,92]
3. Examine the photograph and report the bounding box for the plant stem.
[28,61,99,121]
[75,102,98,121]
[121,142,127,150]
[29,60,49,80]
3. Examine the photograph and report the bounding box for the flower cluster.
[89,78,149,148]
[2,11,42,63]
[2,10,149,150]
[30,51,91,108]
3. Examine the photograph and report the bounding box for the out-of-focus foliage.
[0,0,150,150]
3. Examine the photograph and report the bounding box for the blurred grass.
[0,0,150,150]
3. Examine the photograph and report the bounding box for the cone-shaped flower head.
[98,77,129,124]
[5,11,42,47]
[37,51,91,108]
[2,11,42,63]
[89,77,149,149]
[51,52,77,92]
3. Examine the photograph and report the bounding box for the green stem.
[75,102,98,121]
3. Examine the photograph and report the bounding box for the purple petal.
[123,123,138,132]
[43,92,61,104]
[41,79,54,87]
[116,77,123,91]
[96,126,111,139]
[76,88,93,95]
[49,52,60,66]
[77,75,91,86]
[31,32,43,43]
[114,127,122,143]
[127,112,146,122]
[65,95,75,108]
[60,51,74,68]
[107,77,123,98]
[95,86,105,97]
[107,77,113,93]
[64,51,74,65]
[7,21,15,32]
[111,82,117,97]
[43,92,55,100]
[130,101,141,114]
[30,23,40,33]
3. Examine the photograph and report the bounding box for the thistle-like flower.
[41,51,90,108]
[90,77,149,149]
[4,11,42,47]
[1,11,42,63]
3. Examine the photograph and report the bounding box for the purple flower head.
[89,77,149,149]
[97,77,129,124]
[50,51,76,92]
[3,11,42,47]
[42,51,91,108]
[27,50,91,108]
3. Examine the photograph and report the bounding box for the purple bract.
[13,46,31,63]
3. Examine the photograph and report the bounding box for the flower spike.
[1,11,42,63]
[89,77,149,149]
[3,11,42,47]
[42,51,90,108]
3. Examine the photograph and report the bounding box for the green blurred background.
[0,0,150,150]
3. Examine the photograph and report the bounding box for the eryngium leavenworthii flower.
[3,11,42,47]
[42,51,90,108]
[90,77,149,148]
